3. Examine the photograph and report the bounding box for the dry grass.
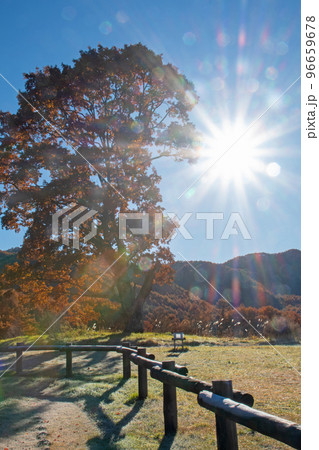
[0,333,300,449]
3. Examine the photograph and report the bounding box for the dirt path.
[0,397,100,449]
[0,349,123,449]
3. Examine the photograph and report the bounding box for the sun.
[198,119,266,190]
[181,112,288,202]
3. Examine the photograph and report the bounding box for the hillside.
[144,282,215,331]
[0,248,300,310]
[224,249,301,296]
[0,248,18,272]
[172,249,301,309]
[0,248,300,336]
[143,249,301,335]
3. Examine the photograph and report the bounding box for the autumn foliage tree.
[0,44,199,334]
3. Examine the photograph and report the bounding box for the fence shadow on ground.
[86,398,145,449]
[1,371,146,448]
[158,432,176,450]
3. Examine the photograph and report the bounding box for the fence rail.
[0,342,300,449]
[150,365,254,406]
[198,390,301,449]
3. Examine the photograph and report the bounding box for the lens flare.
[99,21,112,35]
[138,256,153,272]
[265,66,278,81]
[217,29,230,47]
[131,120,144,134]
[185,187,196,199]
[153,67,165,81]
[189,286,202,299]
[116,11,129,24]
[266,162,281,177]
[238,28,246,48]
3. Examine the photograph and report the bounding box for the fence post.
[16,342,24,375]
[162,360,178,435]
[122,341,131,379]
[137,347,148,399]
[66,343,72,378]
[212,380,239,450]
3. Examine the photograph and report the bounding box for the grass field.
[0,333,301,449]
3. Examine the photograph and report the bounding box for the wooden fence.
[0,342,301,449]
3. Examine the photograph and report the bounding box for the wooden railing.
[0,342,301,449]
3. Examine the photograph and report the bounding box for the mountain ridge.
[0,247,301,310]
[172,249,300,309]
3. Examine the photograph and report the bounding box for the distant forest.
[0,248,300,341]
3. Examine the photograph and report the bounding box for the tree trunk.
[124,266,157,332]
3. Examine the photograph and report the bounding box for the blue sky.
[0,0,300,262]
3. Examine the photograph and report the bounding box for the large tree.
[0,44,198,333]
